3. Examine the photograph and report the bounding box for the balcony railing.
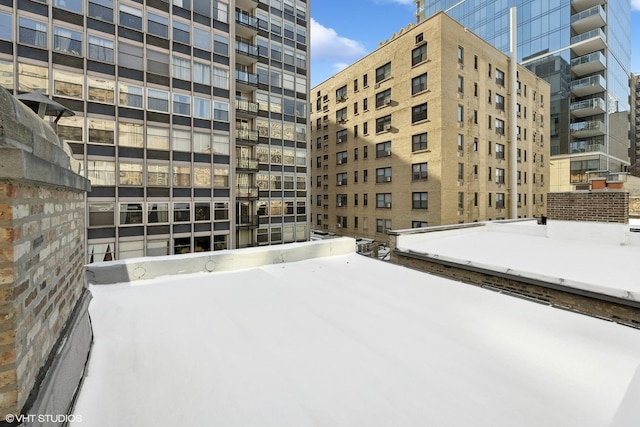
[236,128,259,142]
[235,70,258,86]
[570,4,606,33]
[570,97,606,113]
[236,158,259,170]
[570,120,606,135]
[571,51,606,74]
[571,27,606,45]
[235,11,259,30]
[236,215,259,227]
[235,40,259,57]
[570,74,606,94]
[569,141,605,153]
[235,98,259,114]
[236,186,259,198]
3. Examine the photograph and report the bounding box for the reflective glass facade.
[0,0,310,261]
[420,0,631,182]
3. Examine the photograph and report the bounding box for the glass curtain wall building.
[0,0,310,261]
[417,0,631,184]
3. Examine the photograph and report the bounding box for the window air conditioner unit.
[517,112,521,117]
[337,223,342,228]
[386,203,392,208]
[338,138,343,143]
[386,176,392,181]
[385,99,392,105]
[338,159,343,164]
[517,134,521,140]
[384,124,391,131]
[375,83,380,89]
[385,150,391,156]
[337,181,342,186]
[337,202,343,207]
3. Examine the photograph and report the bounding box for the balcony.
[235,98,259,117]
[571,51,606,76]
[235,40,259,66]
[570,97,606,118]
[236,158,259,171]
[570,140,605,153]
[235,11,259,37]
[571,28,606,56]
[236,215,259,228]
[570,0,605,13]
[570,74,606,97]
[235,70,258,89]
[570,5,606,34]
[235,128,259,144]
[570,120,606,138]
[236,186,259,199]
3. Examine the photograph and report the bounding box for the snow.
[72,250,640,427]
[396,221,640,302]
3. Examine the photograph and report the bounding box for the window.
[496,168,505,184]
[336,85,347,101]
[412,44,427,66]
[337,151,348,165]
[336,194,347,207]
[336,129,347,144]
[214,167,229,187]
[87,160,115,186]
[496,94,505,111]
[457,105,464,123]
[173,20,190,44]
[19,18,47,48]
[54,71,83,98]
[194,202,211,221]
[495,119,505,135]
[457,76,464,93]
[147,126,169,150]
[376,193,392,209]
[213,101,229,121]
[458,163,465,182]
[412,103,428,123]
[495,69,505,86]
[119,83,143,108]
[412,73,427,95]
[375,62,391,83]
[412,133,427,151]
[412,192,428,209]
[412,162,427,181]
[474,55,478,70]
[214,34,229,55]
[119,4,142,30]
[88,0,113,22]
[147,203,169,224]
[88,119,114,144]
[119,122,143,147]
[458,192,464,210]
[54,27,82,55]
[173,56,191,80]
[88,35,114,62]
[147,164,169,186]
[496,193,505,209]
[193,62,211,85]
[376,141,391,158]
[473,82,478,97]
[0,12,11,42]
[88,78,114,103]
[119,203,143,225]
[193,97,211,119]
[194,27,211,51]
[457,134,464,152]
[119,163,143,186]
[89,203,114,227]
[147,88,169,112]
[173,93,191,115]
[376,219,391,233]
[213,67,229,89]
[336,107,347,123]
[55,0,83,12]
[457,46,464,65]
[147,50,169,76]
[193,132,211,153]
[412,221,428,228]
[148,12,168,38]
[376,167,392,183]
[376,115,392,133]
[376,89,392,108]
[173,165,191,187]
[57,116,83,143]
[173,203,191,222]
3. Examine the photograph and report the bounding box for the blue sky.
[310,0,640,88]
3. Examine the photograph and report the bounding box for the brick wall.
[547,191,629,223]
[0,182,86,417]
[630,196,640,218]
[390,252,640,329]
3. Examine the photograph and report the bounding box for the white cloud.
[310,18,366,61]
[332,63,350,73]
[633,0,640,11]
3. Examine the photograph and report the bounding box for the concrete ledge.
[0,148,90,192]
[21,289,92,427]
[86,238,357,285]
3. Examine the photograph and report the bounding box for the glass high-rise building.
[417,0,631,186]
[0,0,310,261]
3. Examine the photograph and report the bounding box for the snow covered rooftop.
[72,238,640,427]
[393,220,640,303]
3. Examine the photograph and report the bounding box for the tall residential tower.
[0,0,310,261]
[417,0,631,190]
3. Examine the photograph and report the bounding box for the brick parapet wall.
[0,180,86,417]
[547,191,629,223]
[390,252,640,329]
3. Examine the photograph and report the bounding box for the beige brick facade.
[310,12,550,241]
